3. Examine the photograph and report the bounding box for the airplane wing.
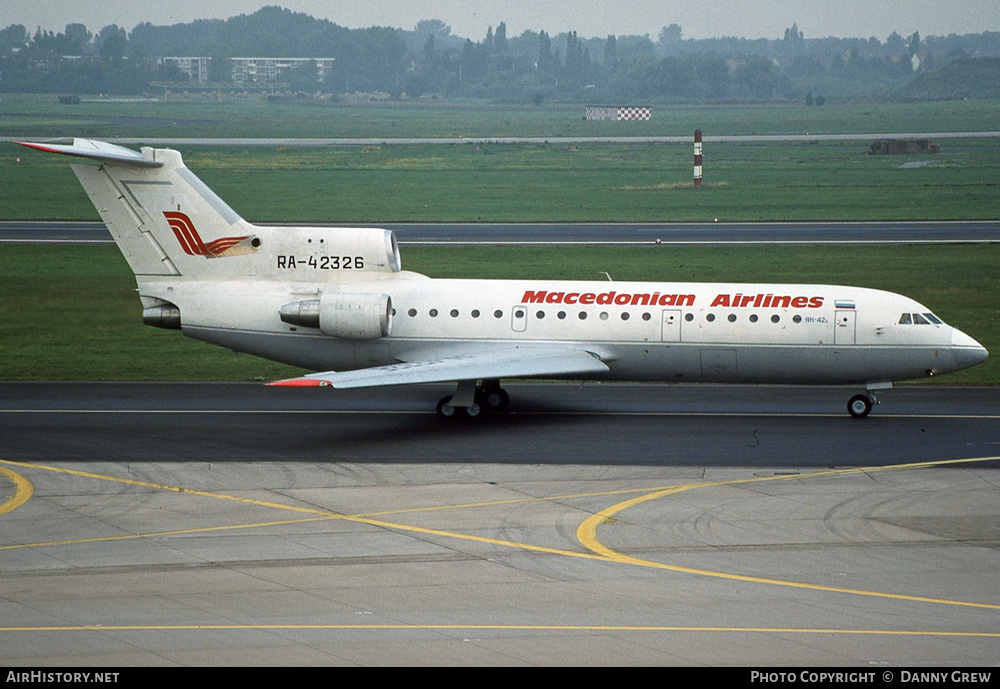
[268,344,609,388]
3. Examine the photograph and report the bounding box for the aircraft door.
[835,310,856,345]
[661,309,681,342]
[511,304,527,332]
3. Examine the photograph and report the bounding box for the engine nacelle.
[141,298,181,330]
[267,227,401,278]
[280,292,392,339]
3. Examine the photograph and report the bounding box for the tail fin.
[18,139,259,278]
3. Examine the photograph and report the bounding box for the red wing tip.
[268,378,326,387]
[16,142,59,153]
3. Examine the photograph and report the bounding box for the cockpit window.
[900,312,944,325]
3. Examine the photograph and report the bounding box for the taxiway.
[1,383,998,665]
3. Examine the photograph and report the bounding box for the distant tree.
[64,23,91,52]
[494,22,508,56]
[689,52,729,99]
[886,31,906,54]
[286,59,319,91]
[206,42,233,82]
[537,31,555,75]
[783,22,804,43]
[565,31,584,78]
[421,33,437,70]
[95,25,127,62]
[909,31,921,56]
[127,36,150,60]
[658,24,682,46]
[603,35,617,69]
[617,34,656,60]
[415,19,450,37]
[492,22,512,72]
[786,54,824,80]
[32,27,85,55]
[0,24,28,54]
[735,55,782,98]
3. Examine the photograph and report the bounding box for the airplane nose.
[951,328,989,371]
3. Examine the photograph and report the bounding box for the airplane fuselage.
[150,271,983,387]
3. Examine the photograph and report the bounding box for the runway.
[4,220,1000,245]
[1,382,998,665]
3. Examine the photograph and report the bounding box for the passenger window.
[494,310,503,318]
[771,315,780,323]
[621,312,630,321]
[684,313,694,322]
[536,311,545,319]
[471,310,480,318]
[749,314,758,323]
[429,309,438,317]
[450,309,459,318]
[899,313,912,325]
[557,311,566,319]
[408,308,417,317]
[706,313,715,322]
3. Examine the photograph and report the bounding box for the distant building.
[585,105,651,121]
[230,57,336,84]
[158,57,211,83]
[156,57,337,84]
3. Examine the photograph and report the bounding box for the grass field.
[4,139,999,222]
[1,243,996,384]
[2,95,999,139]
[3,98,998,222]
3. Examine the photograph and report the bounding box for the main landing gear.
[436,379,509,420]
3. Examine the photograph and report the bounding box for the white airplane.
[20,138,988,419]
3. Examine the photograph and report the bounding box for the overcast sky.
[7,0,998,41]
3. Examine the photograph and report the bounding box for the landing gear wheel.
[464,403,483,419]
[848,394,873,418]
[481,387,509,410]
[436,396,457,419]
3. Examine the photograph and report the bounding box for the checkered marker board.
[616,107,651,120]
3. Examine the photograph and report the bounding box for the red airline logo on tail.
[163,211,249,258]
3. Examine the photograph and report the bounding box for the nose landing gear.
[847,394,874,418]
[847,383,890,418]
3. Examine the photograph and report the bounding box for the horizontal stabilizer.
[17,139,163,168]
[269,345,609,389]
